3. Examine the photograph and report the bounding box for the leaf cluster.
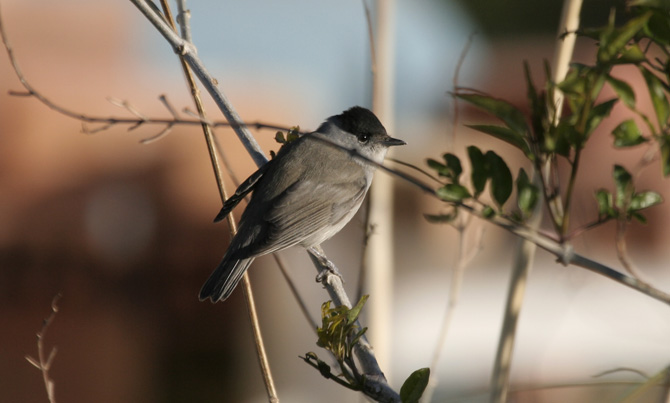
[302,296,369,391]
[596,164,663,223]
[270,126,300,158]
[426,147,538,224]
[429,3,667,236]
[302,297,431,402]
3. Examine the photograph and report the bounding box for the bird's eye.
[357,133,370,143]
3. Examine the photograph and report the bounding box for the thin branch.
[448,32,476,148]
[0,7,394,396]
[307,134,670,306]
[160,1,280,401]
[159,93,180,118]
[490,1,582,402]
[425,33,481,402]
[425,218,484,402]
[274,254,318,332]
[615,219,645,280]
[25,294,62,403]
[129,0,267,167]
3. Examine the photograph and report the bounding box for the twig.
[593,367,649,379]
[274,254,318,332]
[448,32,476,149]
[129,0,267,167]
[307,133,670,307]
[490,1,583,402]
[160,0,280,401]
[615,219,645,280]
[425,218,484,402]
[425,33,481,402]
[1,5,393,396]
[25,294,62,403]
[307,246,400,402]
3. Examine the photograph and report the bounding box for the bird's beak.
[383,136,406,147]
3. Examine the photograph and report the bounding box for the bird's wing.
[213,161,272,223]
[250,177,368,256]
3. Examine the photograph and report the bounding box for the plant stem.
[160,1,279,400]
[560,148,581,237]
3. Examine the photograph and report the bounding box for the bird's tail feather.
[199,257,254,302]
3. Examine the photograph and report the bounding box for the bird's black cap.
[333,106,387,136]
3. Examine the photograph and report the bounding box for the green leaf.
[629,0,670,10]
[585,99,618,137]
[427,158,449,177]
[424,212,457,223]
[549,122,574,157]
[525,62,547,154]
[613,165,633,209]
[427,154,463,182]
[595,189,615,218]
[482,205,495,218]
[275,131,286,144]
[558,67,588,95]
[400,368,430,403]
[614,43,647,64]
[632,211,648,223]
[443,153,463,182]
[486,151,513,207]
[347,295,368,325]
[640,66,670,129]
[456,93,529,136]
[597,12,651,64]
[630,191,663,211]
[467,146,488,197]
[606,75,636,108]
[437,184,471,202]
[661,135,670,177]
[612,119,647,147]
[645,10,670,46]
[516,168,539,216]
[466,124,531,157]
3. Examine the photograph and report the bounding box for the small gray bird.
[199,106,405,302]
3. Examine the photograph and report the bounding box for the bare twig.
[490,1,583,402]
[26,294,62,403]
[448,31,476,148]
[307,134,670,306]
[159,0,279,401]
[129,0,267,167]
[425,218,484,402]
[425,33,482,402]
[615,219,645,280]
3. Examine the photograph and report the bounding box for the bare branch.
[25,293,62,403]
[129,0,267,167]
[139,124,174,144]
[159,94,180,119]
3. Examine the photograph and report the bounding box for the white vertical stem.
[552,0,583,111]
[365,0,396,382]
[489,1,582,402]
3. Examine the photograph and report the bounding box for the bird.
[199,106,405,302]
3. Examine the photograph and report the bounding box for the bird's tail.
[199,256,254,302]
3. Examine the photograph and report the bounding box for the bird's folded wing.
[213,161,272,223]
[252,178,367,255]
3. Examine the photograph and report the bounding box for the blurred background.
[1,0,670,402]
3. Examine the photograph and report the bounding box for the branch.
[25,294,62,403]
[128,0,395,399]
[157,1,279,401]
[128,0,267,167]
[308,134,670,307]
